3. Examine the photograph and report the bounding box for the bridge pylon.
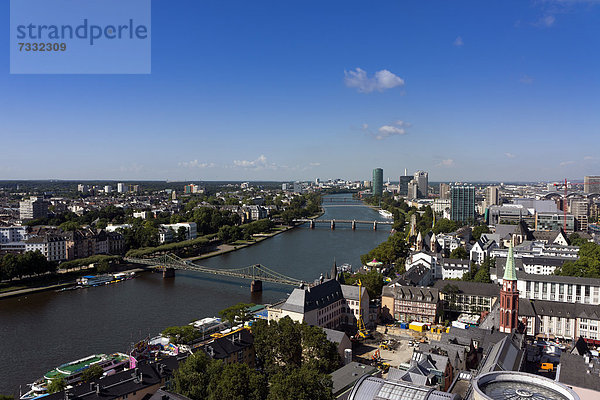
[163,267,175,278]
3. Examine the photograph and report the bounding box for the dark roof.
[382,284,438,304]
[433,280,499,297]
[571,336,590,356]
[203,329,254,360]
[517,298,536,317]
[147,389,191,400]
[281,279,344,313]
[44,356,184,400]
[530,299,600,320]
[493,261,600,286]
[398,264,431,286]
[558,352,600,391]
[477,334,524,376]
[330,362,379,396]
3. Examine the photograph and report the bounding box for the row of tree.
[0,251,55,281]
[173,317,338,400]
[556,241,600,278]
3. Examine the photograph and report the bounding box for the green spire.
[503,242,517,281]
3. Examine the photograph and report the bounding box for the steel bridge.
[124,253,304,292]
[294,218,393,230]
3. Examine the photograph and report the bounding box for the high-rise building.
[584,176,600,194]
[570,199,589,231]
[413,171,428,198]
[399,175,412,197]
[117,183,125,193]
[407,181,419,199]
[439,183,450,200]
[485,186,500,209]
[104,185,112,194]
[19,197,49,221]
[450,185,475,222]
[372,168,383,197]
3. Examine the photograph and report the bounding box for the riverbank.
[0,266,148,300]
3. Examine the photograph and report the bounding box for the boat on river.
[20,353,129,400]
[378,209,393,219]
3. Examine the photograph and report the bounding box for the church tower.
[499,242,519,333]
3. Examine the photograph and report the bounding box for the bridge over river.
[125,253,305,292]
[294,218,393,230]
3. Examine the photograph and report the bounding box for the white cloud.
[374,120,411,140]
[519,75,534,84]
[584,155,596,161]
[505,153,517,159]
[179,160,215,168]
[436,159,455,167]
[233,155,277,170]
[362,123,369,130]
[344,68,405,93]
[309,162,321,167]
[559,160,575,166]
[453,36,464,47]
[535,15,556,27]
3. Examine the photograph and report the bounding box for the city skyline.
[2,0,600,181]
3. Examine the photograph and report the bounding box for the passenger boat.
[20,353,129,400]
[378,209,393,219]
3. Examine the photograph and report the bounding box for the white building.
[0,226,28,244]
[159,222,197,243]
[24,235,67,262]
[470,236,498,265]
[117,183,126,193]
[19,197,49,220]
[268,277,372,330]
[104,185,112,194]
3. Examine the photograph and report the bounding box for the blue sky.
[1,0,599,182]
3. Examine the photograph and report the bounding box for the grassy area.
[126,234,216,258]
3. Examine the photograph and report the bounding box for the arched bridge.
[124,253,304,292]
[294,218,394,230]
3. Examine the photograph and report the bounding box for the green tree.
[207,363,268,400]
[344,270,384,299]
[0,395,14,400]
[267,366,334,400]
[432,218,460,234]
[473,265,491,283]
[59,221,80,231]
[47,377,66,394]
[449,247,469,260]
[173,352,220,400]
[82,364,104,382]
[472,225,491,241]
[218,303,255,326]
[569,233,587,247]
[162,325,202,344]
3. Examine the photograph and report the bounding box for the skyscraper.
[414,171,428,198]
[450,185,475,222]
[372,168,383,197]
[399,173,412,197]
[485,186,500,209]
[439,183,450,200]
[584,176,600,194]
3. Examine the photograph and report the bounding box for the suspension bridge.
[124,253,305,292]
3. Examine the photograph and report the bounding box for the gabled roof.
[281,279,344,313]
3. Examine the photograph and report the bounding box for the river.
[0,194,390,396]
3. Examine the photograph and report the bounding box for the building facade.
[372,168,383,197]
[382,284,439,324]
[450,185,475,222]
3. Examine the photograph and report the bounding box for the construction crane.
[552,179,600,232]
[354,280,370,339]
